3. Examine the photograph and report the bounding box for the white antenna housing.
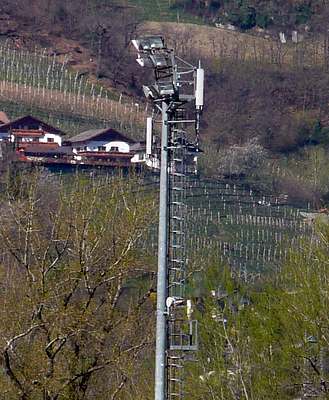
[195,63,204,110]
[146,117,153,155]
[186,299,193,320]
[131,39,139,51]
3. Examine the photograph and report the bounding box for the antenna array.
[131,35,204,400]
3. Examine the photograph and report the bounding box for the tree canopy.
[0,171,156,399]
[188,222,329,399]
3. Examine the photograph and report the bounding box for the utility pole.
[131,36,204,400]
[154,101,169,400]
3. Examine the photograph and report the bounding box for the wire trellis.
[140,176,314,279]
[0,43,147,135]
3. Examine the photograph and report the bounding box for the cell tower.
[132,36,204,400]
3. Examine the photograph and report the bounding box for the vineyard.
[142,177,314,281]
[186,179,314,277]
[0,43,317,279]
[0,43,146,137]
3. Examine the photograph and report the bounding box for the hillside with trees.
[172,0,329,32]
[0,2,329,400]
[188,223,329,399]
[0,171,157,399]
[1,0,329,204]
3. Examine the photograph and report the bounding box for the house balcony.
[76,151,134,167]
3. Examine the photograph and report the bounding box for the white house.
[130,142,146,163]
[0,115,64,147]
[65,127,136,154]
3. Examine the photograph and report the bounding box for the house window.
[98,146,106,152]
[47,137,54,143]
[110,146,119,152]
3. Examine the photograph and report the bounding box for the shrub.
[255,12,271,29]
[309,121,329,145]
[200,138,268,178]
[227,5,256,30]
[295,3,312,25]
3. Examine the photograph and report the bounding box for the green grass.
[129,0,204,24]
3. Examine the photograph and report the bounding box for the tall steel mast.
[131,36,204,400]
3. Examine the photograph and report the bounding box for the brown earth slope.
[141,21,327,68]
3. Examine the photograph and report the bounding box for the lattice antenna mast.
[132,36,204,400]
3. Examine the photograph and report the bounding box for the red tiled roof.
[22,144,72,156]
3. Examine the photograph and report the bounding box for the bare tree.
[0,171,156,399]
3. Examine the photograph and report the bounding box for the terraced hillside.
[0,44,146,137]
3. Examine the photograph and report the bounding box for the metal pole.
[155,101,169,400]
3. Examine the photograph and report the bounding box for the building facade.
[0,115,64,148]
[65,128,136,154]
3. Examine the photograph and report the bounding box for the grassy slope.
[130,0,325,70]
[142,20,325,68]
